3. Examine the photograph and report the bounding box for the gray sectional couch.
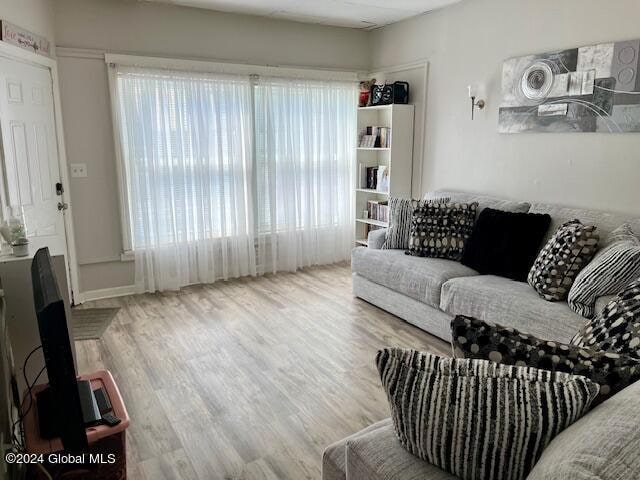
[323,190,640,480]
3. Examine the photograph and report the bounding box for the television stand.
[23,370,130,480]
[36,379,103,439]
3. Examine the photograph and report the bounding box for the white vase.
[12,243,29,257]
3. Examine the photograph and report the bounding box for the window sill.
[121,251,134,262]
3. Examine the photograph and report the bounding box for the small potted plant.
[9,216,29,257]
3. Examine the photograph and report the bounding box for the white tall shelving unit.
[355,104,414,246]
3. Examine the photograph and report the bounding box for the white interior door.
[0,57,67,257]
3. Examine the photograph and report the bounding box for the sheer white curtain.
[115,66,256,292]
[113,65,356,292]
[254,77,356,273]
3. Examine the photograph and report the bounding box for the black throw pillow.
[461,208,551,281]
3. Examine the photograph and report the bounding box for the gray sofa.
[352,190,640,344]
[323,190,640,480]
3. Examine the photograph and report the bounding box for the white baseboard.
[75,285,136,304]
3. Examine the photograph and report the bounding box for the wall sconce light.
[468,85,485,120]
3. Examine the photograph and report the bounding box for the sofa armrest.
[367,228,387,249]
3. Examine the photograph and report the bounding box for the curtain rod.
[104,53,362,82]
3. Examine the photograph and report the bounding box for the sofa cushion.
[322,420,390,480]
[344,418,457,480]
[528,202,640,243]
[440,275,586,343]
[425,190,530,216]
[367,228,387,250]
[352,248,479,308]
[527,380,640,480]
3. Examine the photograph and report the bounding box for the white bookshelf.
[354,104,414,246]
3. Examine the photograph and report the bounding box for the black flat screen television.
[31,247,88,451]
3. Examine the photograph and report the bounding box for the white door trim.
[0,41,81,303]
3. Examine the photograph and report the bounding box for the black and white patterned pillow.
[528,220,599,301]
[568,224,640,318]
[382,197,449,250]
[376,348,599,480]
[451,315,640,403]
[571,278,640,358]
[405,202,477,260]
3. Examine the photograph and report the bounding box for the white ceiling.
[144,0,463,29]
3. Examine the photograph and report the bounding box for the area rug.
[71,307,120,340]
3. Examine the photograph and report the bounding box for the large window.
[110,62,357,292]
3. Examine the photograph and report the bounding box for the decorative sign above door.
[0,20,51,57]
[499,39,640,133]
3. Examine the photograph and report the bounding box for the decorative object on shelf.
[359,78,376,107]
[499,38,640,133]
[370,82,409,106]
[468,84,486,120]
[362,210,369,219]
[4,210,29,257]
[0,20,51,57]
[11,238,29,257]
[376,166,389,193]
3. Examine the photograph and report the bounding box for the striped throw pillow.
[382,197,449,250]
[376,348,599,480]
[568,224,640,318]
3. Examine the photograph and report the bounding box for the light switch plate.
[70,163,87,178]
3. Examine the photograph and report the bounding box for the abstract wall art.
[499,39,640,133]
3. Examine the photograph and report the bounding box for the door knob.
[57,202,69,211]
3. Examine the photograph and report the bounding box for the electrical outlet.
[69,163,87,178]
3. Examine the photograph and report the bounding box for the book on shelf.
[358,126,391,148]
[366,166,378,190]
[358,163,367,189]
[360,135,376,148]
[367,199,389,223]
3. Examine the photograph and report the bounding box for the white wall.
[0,0,55,51]
[369,0,640,215]
[53,0,370,293]
[55,0,640,294]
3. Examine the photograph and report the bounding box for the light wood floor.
[76,262,450,480]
